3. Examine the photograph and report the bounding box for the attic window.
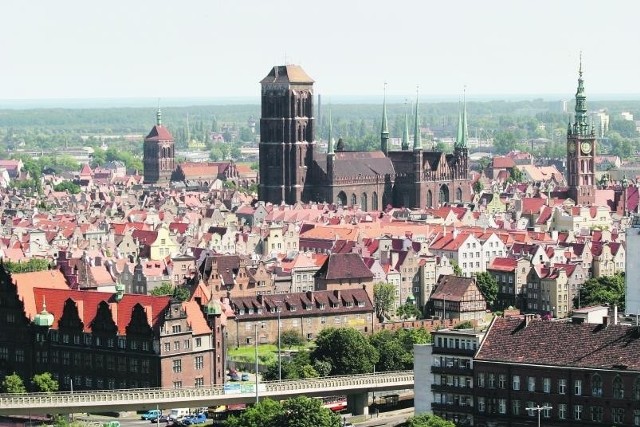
[239,309,245,315]
[319,303,325,310]
[331,302,339,308]
[346,301,353,307]
[290,305,297,312]
[357,301,365,307]
[306,303,312,311]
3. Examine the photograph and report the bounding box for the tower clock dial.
[568,142,576,154]
[580,141,592,154]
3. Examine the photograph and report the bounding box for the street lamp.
[254,322,264,404]
[277,307,282,382]
[526,404,552,427]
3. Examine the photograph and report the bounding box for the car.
[229,372,240,381]
[141,410,162,421]
[180,413,207,425]
[149,415,169,423]
[241,373,250,381]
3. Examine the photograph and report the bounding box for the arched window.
[337,192,347,206]
[351,194,357,206]
[613,376,624,399]
[439,185,450,205]
[372,192,378,211]
[456,187,463,202]
[634,377,640,401]
[591,374,603,397]
[361,193,368,212]
[426,190,433,208]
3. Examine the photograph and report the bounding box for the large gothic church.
[258,65,472,210]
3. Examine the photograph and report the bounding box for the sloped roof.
[260,65,314,84]
[145,125,174,142]
[315,253,373,281]
[477,317,640,370]
[431,275,480,303]
[488,257,518,272]
[316,151,395,179]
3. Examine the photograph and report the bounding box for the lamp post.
[622,174,629,217]
[254,323,259,404]
[525,404,552,427]
[277,307,282,382]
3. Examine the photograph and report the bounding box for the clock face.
[581,142,592,154]
[568,142,576,154]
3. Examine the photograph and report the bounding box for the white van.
[168,408,190,421]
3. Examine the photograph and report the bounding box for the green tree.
[311,328,378,375]
[472,180,484,194]
[475,272,498,309]
[225,397,340,427]
[373,282,396,321]
[150,282,173,296]
[4,258,51,273]
[575,273,625,310]
[493,130,517,154]
[510,166,524,183]
[2,373,26,394]
[396,303,422,320]
[370,330,409,371]
[280,329,305,348]
[263,351,318,381]
[32,372,59,392]
[450,260,463,276]
[53,181,81,194]
[278,396,341,427]
[405,413,456,427]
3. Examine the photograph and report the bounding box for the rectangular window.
[195,356,204,370]
[559,403,567,419]
[174,341,180,350]
[164,342,170,352]
[634,409,640,426]
[173,381,182,389]
[512,400,521,416]
[559,378,567,394]
[141,359,150,374]
[498,399,507,414]
[543,377,551,393]
[574,404,583,421]
[172,325,182,333]
[477,373,485,388]
[15,349,24,363]
[173,359,182,373]
[543,403,551,418]
[195,337,202,347]
[528,376,536,392]
[498,374,506,389]
[527,401,535,417]
[184,339,190,349]
[477,397,485,412]
[488,373,495,388]
[195,377,204,388]
[612,408,625,424]
[512,375,520,390]
[591,406,603,422]
[575,379,582,396]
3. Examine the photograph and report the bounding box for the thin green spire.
[402,106,410,150]
[328,109,334,155]
[156,108,162,126]
[413,87,422,151]
[381,83,389,153]
[574,52,588,135]
[461,88,468,148]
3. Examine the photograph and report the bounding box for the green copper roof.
[33,298,54,328]
[381,84,389,136]
[156,108,162,126]
[413,89,422,151]
[402,110,409,150]
[573,53,589,135]
[327,109,334,155]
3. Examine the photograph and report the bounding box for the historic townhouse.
[474,315,640,427]
[0,268,226,391]
[487,257,531,310]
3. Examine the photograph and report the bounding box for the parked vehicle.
[229,371,240,381]
[102,422,120,427]
[180,413,207,425]
[141,410,162,421]
[149,414,169,423]
[241,373,250,381]
[168,408,190,421]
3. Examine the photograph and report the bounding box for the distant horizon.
[2,93,640,110]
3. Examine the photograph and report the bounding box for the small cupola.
[33,297,54,328]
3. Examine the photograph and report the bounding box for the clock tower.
[567,58,596,205]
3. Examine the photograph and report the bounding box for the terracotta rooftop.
[477,317,640,371]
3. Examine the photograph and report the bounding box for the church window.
[372,192,378,210]
[351,194,357,206]
[456,187,463,201]
[426,190,433,208]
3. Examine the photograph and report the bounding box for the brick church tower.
[143,109,175,185]
[258,65,315,205]
[567,58,596,206]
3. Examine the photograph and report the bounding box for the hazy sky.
[2,0,640,101]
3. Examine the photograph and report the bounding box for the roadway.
[0,371,414,416]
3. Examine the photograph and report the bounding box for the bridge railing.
[0,370,413,409]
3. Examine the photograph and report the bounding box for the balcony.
[431,365,473,375]
[431,402,474,414]
[432,347,476,357]
[431,383,473,394]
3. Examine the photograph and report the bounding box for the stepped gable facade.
[258,64,472,210]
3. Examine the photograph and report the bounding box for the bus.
[319,396,347,412]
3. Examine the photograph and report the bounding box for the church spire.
[402,102,410,150]
[156,107,162,126]
[381,83,389,154]
[327,109,334,155]
[413,87,422,151]
[456,88,468,149]
[574,52,588,135]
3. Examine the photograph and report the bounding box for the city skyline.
[2,0,640,103]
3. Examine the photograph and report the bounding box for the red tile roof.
[477,317,640,370]
[145,125,174,142]
[488,257,518,272]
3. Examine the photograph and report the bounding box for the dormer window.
[306,304,312,311]
[290,305,297,312]
[239,309,245,315]
[357,301,365,307]
[319,303,325,310]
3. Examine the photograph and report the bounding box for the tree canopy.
[311,327,378,375]
[374,282,396,321]
[475,272,498,309]
[32,372,59,392]
[280,329,305,348]
[2,373,26,393]
[575,273,625,310]
[224,397,340,427]
[404,413,456,427]
[3,258,51,273]
[262,351,318,381]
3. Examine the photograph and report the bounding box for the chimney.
[602,315,609,327]
[524,313,534,327]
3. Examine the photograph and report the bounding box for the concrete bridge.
[0,371,413,417]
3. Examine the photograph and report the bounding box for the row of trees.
[2,372,58,393]
[261,326,431,381]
